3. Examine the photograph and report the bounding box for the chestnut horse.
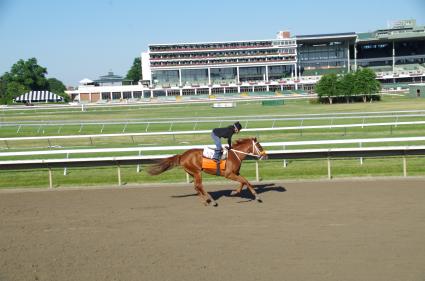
[148,138,267,206]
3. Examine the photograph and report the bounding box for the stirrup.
[215,160,220,176]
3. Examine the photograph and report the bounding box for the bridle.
[230,139,267,162]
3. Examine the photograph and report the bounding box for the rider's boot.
[213,149,222,176]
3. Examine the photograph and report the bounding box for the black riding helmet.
[233,121,242,132]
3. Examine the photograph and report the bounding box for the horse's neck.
[233,141,251,151]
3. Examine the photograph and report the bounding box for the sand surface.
[1,179,425,281]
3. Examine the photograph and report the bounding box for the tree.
[47,78,69,102]
[0,58,53,104]
[315,73,339,104]
[8,58,49,90]
[339,72,356,103]
[125,57,142,83]
[0,78,28,104]
[353,68,381,102]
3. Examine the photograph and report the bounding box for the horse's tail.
[148,155,181,176]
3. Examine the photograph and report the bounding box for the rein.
[230,140,266,162]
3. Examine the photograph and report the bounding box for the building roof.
[357,22,425,42]
[296,32,356,42]
[94,71,132,84]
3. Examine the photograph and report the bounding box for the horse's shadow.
[171,183,286,202]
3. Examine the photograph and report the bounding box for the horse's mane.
[233,138,254,147]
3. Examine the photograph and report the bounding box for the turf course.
[1,94,425,188]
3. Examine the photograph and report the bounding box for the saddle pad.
[202,147,228,160]
[202,158,226,171]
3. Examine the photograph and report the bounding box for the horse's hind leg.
[193,172,218,206]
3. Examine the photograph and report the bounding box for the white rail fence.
[1,137,425,188]
[1,121,425,147]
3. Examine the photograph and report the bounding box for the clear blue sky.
[1,0,424,86]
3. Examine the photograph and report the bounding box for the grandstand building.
[355,19,425,88]
[68,20,425,102]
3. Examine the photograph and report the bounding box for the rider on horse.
[211,121,242,174]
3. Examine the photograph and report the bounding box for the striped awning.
[15,91,63,102]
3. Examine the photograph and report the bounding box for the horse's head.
[252,138,268,160]
[234,138,268,160]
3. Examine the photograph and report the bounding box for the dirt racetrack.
[1,178,425,281]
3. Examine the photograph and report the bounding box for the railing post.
[136,151,141,173]
[255,161,260,182]
[327,157,332,179]
[359,142,363,165]
[117,164,122,186]
[48,167,53,189]
[403,156,407,177]
[63,153,69,176]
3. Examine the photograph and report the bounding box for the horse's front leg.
[226,173,262,203]
[230,182,244,196]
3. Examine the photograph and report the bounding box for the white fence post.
[137,151,141,173]
[117,164,122,186]
[255,161,260,182]
[327,157,332,179]
[48,167,53,189]
[63,153,69,176]
[403,156,407,177]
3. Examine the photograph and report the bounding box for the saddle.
[201,158,226,174]
[202,147,227,175]
[202,147,228,160]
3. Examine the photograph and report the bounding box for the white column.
[165,89,168,97]
[392,41,395,74]
[347,41,350,73]
[236,66,240,83]
[354,43,357,71]
[265,65,269,82]
[208,68,211,85]
[179,69,182,86]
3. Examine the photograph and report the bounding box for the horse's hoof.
[230,191,239,196]
[256,197,263,203]
[212,201,218,207]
